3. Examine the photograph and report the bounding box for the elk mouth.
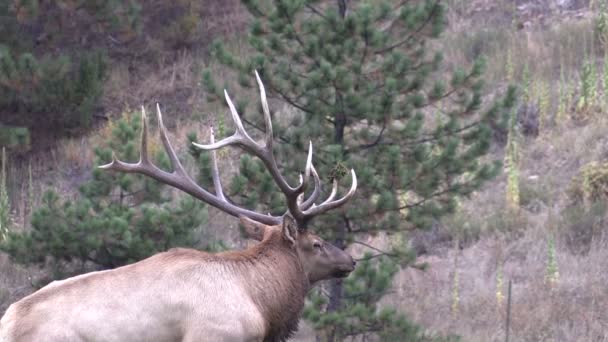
[333,267,355,278]
[334,270,351,278]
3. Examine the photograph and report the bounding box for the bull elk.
[0,72,357,342]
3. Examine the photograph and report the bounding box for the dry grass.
[392,228,608,341]
[0,254,33,316]
[443,3,598,86]
[103,50,203,118]
[380,101,608,340]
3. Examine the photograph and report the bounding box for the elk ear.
[281,215,298,245]
[239,216,266,241]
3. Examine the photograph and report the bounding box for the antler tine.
[294,148,318,210]
[192,135,242,151]
[157,104,187,176]
[223,89,254,142]
[296,174,304,206]
[192,89,256,151]
[100,74,357,229]
[321,178,339,206]
[99,107,155,173]
[283,140,315,223]
[193,73,307,215]
[100,105,281,226]
[139,106,150,165]
[178,72,357,227]
[292,141,313,195]
[299,164,321,210]
[254,70,273,149]
[302,169,357,218]
[208,126,226,201]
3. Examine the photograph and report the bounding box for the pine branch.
[374,0,442,55]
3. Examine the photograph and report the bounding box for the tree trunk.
[325,220,347,342]
[324,3,350,342]
[337,0,348,18]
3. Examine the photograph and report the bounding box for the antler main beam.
[100,71,357,228]
[99,105,281,225]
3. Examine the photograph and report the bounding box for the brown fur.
[140,230,308,341]
[1,219,353,342]
[121,232,307,341]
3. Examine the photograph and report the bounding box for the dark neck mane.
[219,232,310,341]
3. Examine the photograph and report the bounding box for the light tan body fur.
[0,227,311,342]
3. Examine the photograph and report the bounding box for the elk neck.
[220,229,309,341]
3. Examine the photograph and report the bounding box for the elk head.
[240,215,356,284]
[100,71,358,280]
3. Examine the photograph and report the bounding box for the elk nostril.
[352,260,357,267]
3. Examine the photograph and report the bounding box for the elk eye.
[313,241,322,249]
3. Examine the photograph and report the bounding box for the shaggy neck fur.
[215,230,310,342]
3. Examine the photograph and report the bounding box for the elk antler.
[99,105,280,225]
[100,71,357,228]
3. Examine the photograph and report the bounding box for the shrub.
[0,47,107,131]
[559,202,606,255]
[486,208,528,238]
[0,126,30,152]
[568,161,608,205]
[442,210,483,247]
[519,177,551,212]
[563,162,608,254]
[0,112,207,278]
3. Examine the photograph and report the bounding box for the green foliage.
[568,161,608,205]
[442,210,482,246]
[0,0,142,132]
[596,0,608,49]
[206,0,515,339]
[0,47,107,130]
[565,163,608,253]
[505,107,520,210]
[0,126,30,152]
[556,65,570,123]
[536,80,550,132]
[0,112,208,276]
[518,177,552,210]
[0,0,141,40]
[577,59,598,112]
[304,255,426,341]
[545,234,559,286]
[161,0,203,48]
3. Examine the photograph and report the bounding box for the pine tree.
[0,45,108,131]
[0,0,139,133]
[0,111,208,279]
[203,1,515,340]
